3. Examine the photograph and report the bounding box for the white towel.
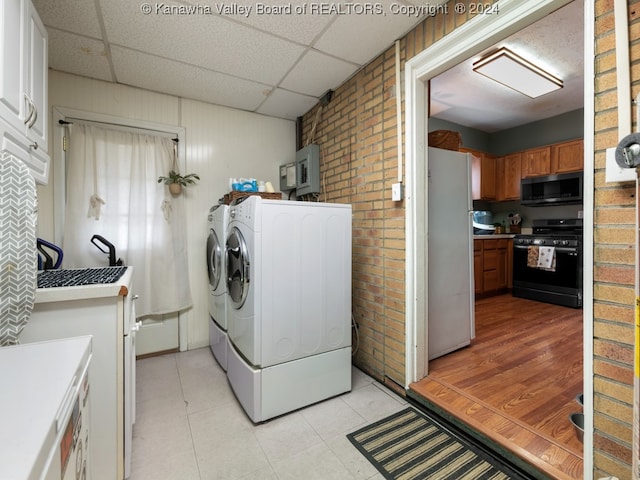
[537,246,555,270]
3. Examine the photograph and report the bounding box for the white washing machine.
[225,196,352,422]
[207,204,229,370]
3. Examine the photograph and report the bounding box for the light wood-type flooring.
[409,293,583,480]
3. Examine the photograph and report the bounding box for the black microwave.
[520,171,583,206]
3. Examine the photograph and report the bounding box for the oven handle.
[514,245,579,254]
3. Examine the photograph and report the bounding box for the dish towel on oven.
[526,246,556,272]
[0,151,37,346]
[537,246,556,271]
[527,246,539,268]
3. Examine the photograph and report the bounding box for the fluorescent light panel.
[473,47,563,98]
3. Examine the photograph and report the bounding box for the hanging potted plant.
[158,140,199,195]
[157,170,200,195]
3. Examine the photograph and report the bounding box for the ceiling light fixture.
[472,47,563,98]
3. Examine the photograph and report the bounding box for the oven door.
[513,243,582,307]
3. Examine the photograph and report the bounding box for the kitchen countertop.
[473,234,516,239]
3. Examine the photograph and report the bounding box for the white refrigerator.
[427,147,475,360]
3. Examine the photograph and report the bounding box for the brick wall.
[301,1,636,476]
[592,1,637,478]
[301,0,488,390]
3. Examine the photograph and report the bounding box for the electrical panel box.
[295,144,320,196]
[279,162,297,191]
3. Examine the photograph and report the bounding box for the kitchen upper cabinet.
[463,148,496,200]
[496,153,521,201]
[551,139,583,173]
[23,0,48,152]
[0,0,24,130]
[522,146,551,177]
[0,0,49,184]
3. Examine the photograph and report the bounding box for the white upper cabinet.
[0,0,49,184]
[24,0,48,151]
[0,0,24,128]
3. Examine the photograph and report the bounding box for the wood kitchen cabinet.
[521,139,583,178]
[474,238,513,297]
[462,147,496,200]
[522,146,551,177]
[474,240,483,295]
[551,139,583,173]
[496,152,522,201]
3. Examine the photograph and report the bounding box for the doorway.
[403,0,594,475]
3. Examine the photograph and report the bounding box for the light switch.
[391,183,403,201]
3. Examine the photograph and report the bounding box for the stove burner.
[37,267,128,288]
[514,218,583,248]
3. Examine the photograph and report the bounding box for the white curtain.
[63,123,192,317]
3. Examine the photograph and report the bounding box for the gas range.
[514,218,583,247]
[514,235,581,248]
[512,218,583,308]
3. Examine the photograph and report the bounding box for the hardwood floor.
[409,293,584,479]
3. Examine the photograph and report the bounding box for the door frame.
[403,0,593,473]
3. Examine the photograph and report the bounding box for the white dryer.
[225,196,352,422]
[206,204,229,370]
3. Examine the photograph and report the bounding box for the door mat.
[347,407,533,480]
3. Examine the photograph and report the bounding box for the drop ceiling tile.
[32,0,102,38]
[230,0,335,44]
[314,0,421,64]
[47,30,113,82]
[111,46,269,112]
[256,88,318,120]
[100,0,305,84]
[281,50,358,97]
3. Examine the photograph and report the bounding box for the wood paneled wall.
[39,70,295,349]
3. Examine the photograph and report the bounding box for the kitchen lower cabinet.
[474,238,513,297]
[474,240,483,294]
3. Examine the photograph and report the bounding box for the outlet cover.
[605,147,636,183]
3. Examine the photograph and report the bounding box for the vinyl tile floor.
[131,347,408,480]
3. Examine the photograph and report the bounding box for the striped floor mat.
[347,408,531,480]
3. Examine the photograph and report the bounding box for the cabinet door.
[522,147,551,177]
[497,240,508,289]
[0,0,25,132]
[501,153,521,200]
[23,0,47,151]
[481,241,498,292]
[466,148,496,200]
[551,139,583,173]
[507,239,513,288]
[0,121,49,183]
[480,155,496,199]
[474,240,483,295]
